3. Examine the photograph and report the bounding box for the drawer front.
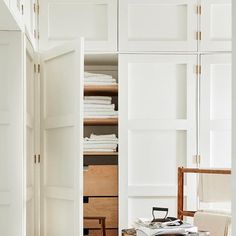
[84,197,118,228]
[84,165,118,196]
[86,229,118,236]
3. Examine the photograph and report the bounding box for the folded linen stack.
[84,96,118,118]
[84,72,117,85]
[84,134,118,153]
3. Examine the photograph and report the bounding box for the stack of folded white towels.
[84,96,118,118]
[84,72,117,85]
[84,134,118,153]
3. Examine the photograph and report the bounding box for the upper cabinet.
[39,0,117,52]
[10,0,24,26]
[24,0,37,48]
[200,0,232,52]
[119,0,198,52]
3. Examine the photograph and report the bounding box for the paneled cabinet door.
[24,0,37,47]
[119,54,197,229]
[0,32,24,236]
[25,37,36,236]
[39,0,117,52]
[200,54,231,168]
[200,0,232,51]
[119,0,198,52]
[40,40,84,236]
[9,0,23,25]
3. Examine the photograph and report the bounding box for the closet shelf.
[84,152,118,156]
[84,85,118,95]
[84,118,118,126]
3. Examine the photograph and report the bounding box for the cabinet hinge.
[38,64,41,73]
[196,31,202,40]
[193,155,201,165]
[34,154,37,164]
[196,65,202,75]
[38,154,41,163]
[197,5,202,15]
[21,4,24,15]
[33,3,39,14]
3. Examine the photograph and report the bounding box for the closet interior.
[83,54,119,236]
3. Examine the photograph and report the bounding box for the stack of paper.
[84,72,117,85]
[84,96,118,118]
[84,134,118,153]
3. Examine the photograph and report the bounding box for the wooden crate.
[84,197,118,228]
[84,165,118,196]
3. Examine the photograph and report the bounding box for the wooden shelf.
[84,118,118,126]
[84,85,118,95]
[84,152,118,156]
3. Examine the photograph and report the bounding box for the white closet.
[0,0,232,235]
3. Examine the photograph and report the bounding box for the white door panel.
[40,40,84,236]
[119,0,198,52]
[119,54,197,229]
[10,0,23,25]
[0,31,24,236]
[200,54,231,168]
[200,0,232,51]
[39,0,117,52]
[25,37,36,236]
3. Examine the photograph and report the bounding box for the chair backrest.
[177,167,231,220]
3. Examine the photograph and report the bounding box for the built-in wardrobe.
[0,0,232,236]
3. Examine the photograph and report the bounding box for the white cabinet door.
[9,0,23,25]
[40,40,84,236]
[39,0,117,52]
[25,37,37,236]
[24,0,37,47]
[119,0,198,52]
[200,54,231,168]
[0,31,24,236]
[200,0,232,52]
[119,54,197,228]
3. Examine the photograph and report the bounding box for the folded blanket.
[84,148,117,153]
[84,100,112,105]
[84,143,117,149]
[84,82,117,86]
[85,77,116,82]
[84,104,115,109]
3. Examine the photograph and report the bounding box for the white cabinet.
[0,31,24,236]
[200,54,231,168]
[200,0,232,51]
[119,54,197,228]
[119,0,198,52]
[40,40,84,236]
[39,0,117,52]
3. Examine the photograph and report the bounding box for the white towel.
[84,81,117,85]
[84,96,112,101]
[84,77,116,82]
[84,100,112,105]
[90,134,117,140]
[199,174,231,202]
[84,143,117,149]
[84,104,115,109]
[84,111,118,117]
[84,72,113,79]
[84,140,118,144]
[194,211,231,236]
[84,148,116,153]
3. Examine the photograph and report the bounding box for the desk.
[122,228,210,236]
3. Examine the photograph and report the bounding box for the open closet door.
[40,39,84,236]
[0,32,24,236]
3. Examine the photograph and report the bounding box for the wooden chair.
[177,167,231,220]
